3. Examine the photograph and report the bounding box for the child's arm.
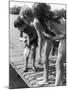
[42,31,54,40]
[33,18,45,40]
[32,18,44,57]
[33,19,44,33]
[42,31,66,41]
[53,34,66,40]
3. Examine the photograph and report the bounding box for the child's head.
[32,3,51,18]
[19,5,34,25]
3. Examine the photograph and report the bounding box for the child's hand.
[42,32,53,40]
[52,34,66,41]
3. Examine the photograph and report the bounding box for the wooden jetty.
[10,52,58,88]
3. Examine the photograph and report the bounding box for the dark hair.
[32,3,51,17]
[14,16,25,28]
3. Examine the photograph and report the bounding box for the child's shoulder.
[34,18,39,23]
[33,18,41,27]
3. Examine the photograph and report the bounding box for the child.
[53,17,66,86]
[14,15,38,71]
[43,16,66,86]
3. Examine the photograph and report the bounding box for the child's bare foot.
[32,66,39,72]
[55,81,63,86]
[36,77,49,85]
[24,68,29,72]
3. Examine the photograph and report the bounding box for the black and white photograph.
[9,1,66,89]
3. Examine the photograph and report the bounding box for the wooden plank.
[32,83,41,87]
[27,77,34,81]
[15,64,25,69]
[24,72,43,79]
[26,74,43,82]
[29,79,37,85]
[21,71,35,76]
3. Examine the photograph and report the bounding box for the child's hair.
[32,3,51,18]
[19,5,34,19]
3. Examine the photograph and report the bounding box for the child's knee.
[56,61,61,69]
[31,45,35,50]
[41,55,48,64]
[56,59,63,70]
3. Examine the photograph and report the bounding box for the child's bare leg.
[29,45,37,70]
[31,45,37,69]
[34,22,43,64]
[43,56,49,82]
[55,41,66,86]
[37,35,42,65]
[37,43,42,65]
[55,53,64,85]
[24,51,30,72]
[24,56,29,72]
[43,40,53,82]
